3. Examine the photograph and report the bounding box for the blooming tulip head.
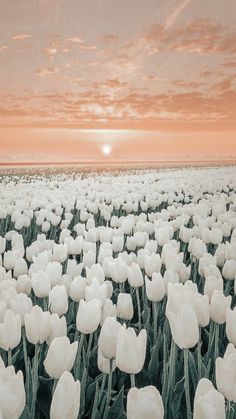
[76,298,101,334]
[44,336,78,379]
[216,343,236,402]
[0,364,26,419]
[193,378,226,419]
[127,386,164,419]
[116,325,147,374]
[50,371,80,419]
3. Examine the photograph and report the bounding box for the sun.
[102,144,111,156]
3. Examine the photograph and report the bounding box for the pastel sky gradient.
[0,0,236,163]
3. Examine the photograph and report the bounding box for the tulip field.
[1,165,236,419]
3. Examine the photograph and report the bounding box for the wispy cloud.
[35,67,59,77]
[11,33,32,41]
[164,0,192,31]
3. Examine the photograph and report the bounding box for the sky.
[0,0,236,163]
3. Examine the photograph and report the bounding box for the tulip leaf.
[171,376,185,419]
[188,351,198,390]
[107,386,126,419]
[19,406,31,419]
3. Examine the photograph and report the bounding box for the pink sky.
[0,0,235,162]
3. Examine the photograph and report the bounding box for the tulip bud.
[49,285,68,317]
[0,309,21,350]
[127,386,164,419]
[86,263,105,285]
[76,299,101,334]
[204,275,223,300]
[50,371,80,419]
[117,293,134,320]
[100,298,117,326]
[32,271,51,298]
[45,262,62,287]
[116,325,147,374]
[44,336,78,379]
[69,276,87,303]
[10,293,33,326]
[193,378,225,419]
[13,258,28,278]
[0,365,25,419]
[210,290,231,324]
[190,293,210,328]
[16,274,32,295]
[24,305,50,344]
[98,317,121,359]
[46,313,67,345]
[145,273,165,302]
[85,278,107,307]
[222,260,236,281]
[216,343,236,401]
[127,263,144,288]
[226,308,236,346]
[167,304,199,349]
[144,253,161,277]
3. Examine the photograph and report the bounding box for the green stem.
[214,323,219,361]
[152,301,159,343]
[197,330,202,380]
[99,373,107,406]
[86,333,93,366]
[31,344,40,418]
[130,373,136,388]
[184,349,192,419]
[136,288,141,331]
[7,348,12,366]
[167,339,176,399]
[104,360,113,419]
[74,332,85,379]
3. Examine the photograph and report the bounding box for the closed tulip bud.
[226,308,236,346]
[3,251,16,270]
[126,236,136,251]
[117,293,134,320]
[0,366,25,419]
[145,273,165,302]
[10,293,32,326]
[116,325,147,374]
[178,263,191,283]
[108,258,127,283]
[112,235,124,253]
[24,305,50,344]
[193,378,225,419]
[144,253,162,277]
[179,226,193,243]
[204,275,223,299]
[45,262,62,287]
[53,243,68,263]
[189,238,207,260]
[100,298,117,326]
[209,228,223,245]
[32,271,51,298]
[69,276,87,302]
[85,278,107,307]
[210,290,231,324]
[49,285,68,317]
[46,314,67,345]
[44,336,78,379]
[16,274,32,295]
[190,293,210,327]
[0,309,21,350]
[66,260,83,278]
[50,371,80,419]
[76,299,101,334]
[97,348,116,374]
[86,263,105,285]
[1,287,17,309]
[13,258,28,278]
[127,263,144,288]
[216,343,236,401]
[127,386,164,419]
[83,250,96,268]
[98,317,121,359]
[198,253,216,277]
[222,260,236,281]
[60,274,72,294]
[167,304,199,349]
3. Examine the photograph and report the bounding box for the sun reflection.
[102,144,111,156]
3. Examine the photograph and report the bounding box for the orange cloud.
[11,33,32,41]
